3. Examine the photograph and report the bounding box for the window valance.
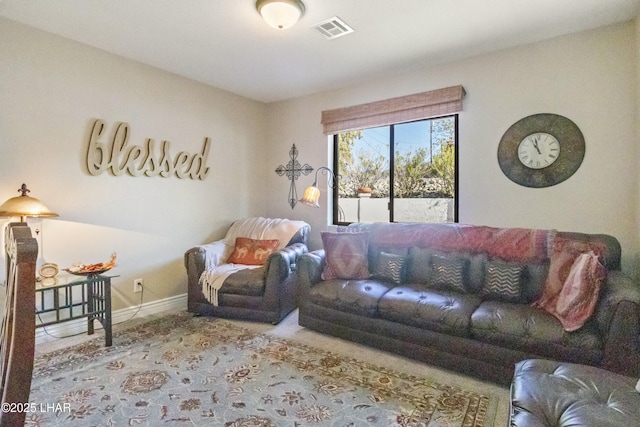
[321,85,465,135]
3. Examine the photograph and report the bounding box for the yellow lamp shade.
[0,184,58,221]
[299,185,320,208]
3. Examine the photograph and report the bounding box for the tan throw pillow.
[321,232,370,280]
[227,238,280,265]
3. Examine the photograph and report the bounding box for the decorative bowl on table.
[38,263,60,287]
[64,267,112,276]
[39,263,59,279]
[64,253,117,276]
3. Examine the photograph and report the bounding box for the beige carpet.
[34,309,510,426]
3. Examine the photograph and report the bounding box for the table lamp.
[0,184,59,283]
[0,184,58,222]
[299,167,337,208]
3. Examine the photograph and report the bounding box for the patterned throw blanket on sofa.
[362,222,553,263]
[357,222,605,332]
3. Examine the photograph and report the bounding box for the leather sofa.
[510,359,640,426]
[185,218,310,324]
[297,222,640,385]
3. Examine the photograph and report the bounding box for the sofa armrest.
[596,271,640,332]
[261,243,308,320]
[184,240,226,278]
[596,271,640,376]
[297,250,325,293]
[602,300,640,377]
[184,240,227,308]
[264,243,309,289]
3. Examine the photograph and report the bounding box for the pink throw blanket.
[363,223,552,263]
[533,237,607,331]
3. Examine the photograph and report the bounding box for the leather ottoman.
[509,359,640,426]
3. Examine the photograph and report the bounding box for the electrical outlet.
[133,278,144,293]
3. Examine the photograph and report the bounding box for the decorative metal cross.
[275,144,313,209]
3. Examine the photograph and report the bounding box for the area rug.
[29,312,495,426]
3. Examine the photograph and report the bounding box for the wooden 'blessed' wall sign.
[86,119,211,179]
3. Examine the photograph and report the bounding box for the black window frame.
[332,114,459,225]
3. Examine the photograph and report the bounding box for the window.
[321,85,465,225]
[333,115,458,225]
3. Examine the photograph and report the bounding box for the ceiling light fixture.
[256,0,305,30]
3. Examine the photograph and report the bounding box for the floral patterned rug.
[29,312,495,426]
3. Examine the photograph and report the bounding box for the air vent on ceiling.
[312,16,354,40]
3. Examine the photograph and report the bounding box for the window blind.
[321,85,465,135]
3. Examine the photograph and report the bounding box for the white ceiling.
[1,0,639,103]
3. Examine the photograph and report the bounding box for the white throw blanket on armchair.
[199,217,308,306]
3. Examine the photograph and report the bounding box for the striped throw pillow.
[373,252,407,285]
[431,254,468,293]
[482,261,524,302]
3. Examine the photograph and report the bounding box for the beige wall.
[265,21,640,277]
[1,17,638,313]
[0,18,268,310]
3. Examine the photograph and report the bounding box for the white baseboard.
[35,293,188,345]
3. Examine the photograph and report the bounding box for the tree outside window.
[333,115,457,224]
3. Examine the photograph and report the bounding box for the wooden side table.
[35,274,114,346]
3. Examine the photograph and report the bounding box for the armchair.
[184,217,309,324]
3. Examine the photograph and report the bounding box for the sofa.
[297,222,640,385]
[185,217,309,324]
[509,359,640,426]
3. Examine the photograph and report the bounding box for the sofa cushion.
[321,232,371,280]
[221,267,266,296]
[510,360,640,427]
[378,286,482,336]
[431,253,469,293]
[481,260,524,303]
[466,253,488,293]
[373,252,407,284]
[521,262,550,303]
[406,247,434,285]
[307,279,392,317]
[471,300,604,362]
[472,300,565,347]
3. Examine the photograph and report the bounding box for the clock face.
[517,132,560,169]
[497,113,585,188]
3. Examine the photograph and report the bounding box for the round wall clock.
[497,113,585,188]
